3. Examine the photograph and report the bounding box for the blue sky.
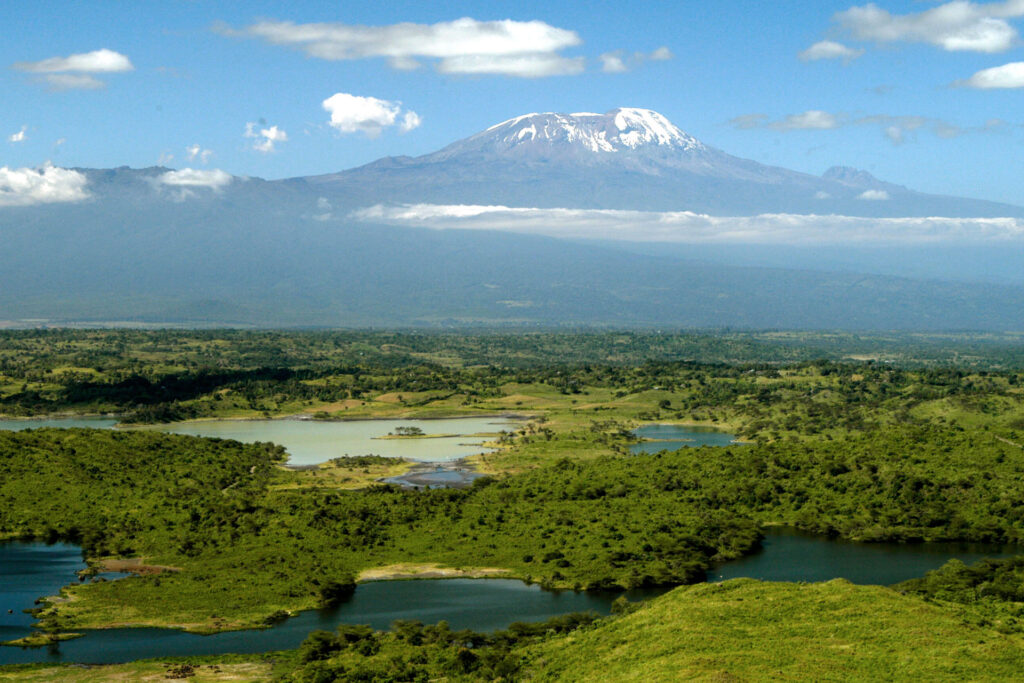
[3,0,1023,204]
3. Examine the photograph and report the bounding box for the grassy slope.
[0,654,279,682]
[524,579,1024,681]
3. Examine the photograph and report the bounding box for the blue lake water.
[0,542,659,665]
[714,527,1016,585]
[629,424,741,453]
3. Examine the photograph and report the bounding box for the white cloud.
[244,123,288,153]
[8,126,28,143]
[836,1,1024,53]
[772,110,841,130]
[322,93,420,137]
[0,164,90,207]
[12,48,134,90]
[38,74,106,91]
[186,144,213,164]
[599,47,673,73]
[733,110,976,144]
[437,53,584,77]
[223,17,583,77]
[400,111,421,133]
[799,40,864,63]
[857,189,890,200]
[157,168,233,189]
[650,46,673,61]
[729,113,769,129]
[352,203,1024,246]
[960,60,1024,87]
[600,51,628,73]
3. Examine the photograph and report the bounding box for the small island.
[374,426,459,440]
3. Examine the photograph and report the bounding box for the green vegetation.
[4,329,1024,678]
[521,579,1024,681]
[0,653,281,681]
[0,632,81,648]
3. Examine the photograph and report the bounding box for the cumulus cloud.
[960,60,1024,87]
[8,126,28,143]
[221,17,584,78]
[352,203,1024,246]
[12,48,134,90]
[186,144,213,164]
[0,164,90,207]
[835,1,1024,53]
[244,123,288,153]
[857,190,890,200]
[322,93,421,137]
[799,40,864,63]
[157,168,233,189]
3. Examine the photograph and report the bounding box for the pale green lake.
[0,416,519,466]
[144,417,518,466]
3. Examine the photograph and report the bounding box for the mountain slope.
[1,170,1023,330]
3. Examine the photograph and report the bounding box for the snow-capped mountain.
[3,107,1024,329]
[307,108,1024,217]
[437,108,707,158]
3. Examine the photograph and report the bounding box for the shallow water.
[629,424,740,453]
[146,417,518,465]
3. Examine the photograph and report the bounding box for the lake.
[714,527,1016,585]
[630,424,741,453]
[147,417,518,466]
[0,416,518,466]
[0,541,657,665]
[1,530,1016,665]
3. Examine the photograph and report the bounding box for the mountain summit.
[434,108,707,159]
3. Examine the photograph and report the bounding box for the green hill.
[523,579,1024,681]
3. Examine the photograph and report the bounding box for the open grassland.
[522,579,1024,681]
[0,654,280,682]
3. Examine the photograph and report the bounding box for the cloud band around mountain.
[352,203,1024,245]
[0,165,90,206]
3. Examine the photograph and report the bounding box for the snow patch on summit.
[479,108,704,154]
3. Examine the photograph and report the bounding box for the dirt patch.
[97,558,181,575]
[358,564,512,581]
